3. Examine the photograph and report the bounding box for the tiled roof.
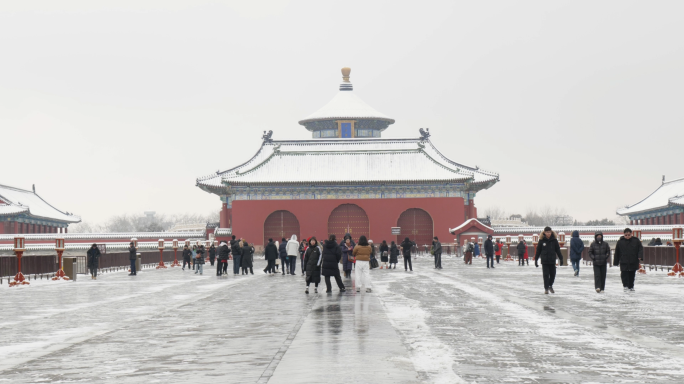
[197,137,499,189]
[0,184,80,223]
[299,89,394,124]
[617,177,684,215]
[0,231,206,241]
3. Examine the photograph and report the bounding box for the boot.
[305,287,309,294]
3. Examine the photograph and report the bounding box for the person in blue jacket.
[473,241,481,258]
[569,230,585,276]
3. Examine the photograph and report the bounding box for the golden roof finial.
[341,67,351,83]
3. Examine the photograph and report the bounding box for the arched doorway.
[263,210,300,246]
[396,208,433,248]
[327,204,369,244]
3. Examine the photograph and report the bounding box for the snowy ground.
[2,256,684,383]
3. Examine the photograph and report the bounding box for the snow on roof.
[449,218,494,234]
[215,228,232,236]
[617,177,684,216]
[197,137,499,189]
[299,89,395,124]
[493,225,681,234]
[0,231,206,241]
[0,184,80,223]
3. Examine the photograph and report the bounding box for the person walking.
[614,228,644,292]
[432,237,443,269]
[231,239,243,275]
[341,237,354,278]
[278,238,289,275]
[303,236,323,293]
[352,235,373,292]
[241,240,255,275]
[217,242,230,276]
[588,231,610,293]
[87,243,101,280]
[523,240,529,265]
[517,240,526,266]
[129,241,137,276]
[182,244,192,271]
[286,235,299,275]
[534,227,564,294]
[495,239,502,264]
[484,235,495,269]
[400,237,414,272]
[264,238,278,274]
[209,244,216,266]
[379,240,389,269]
[300,239,307,275]
[194,248,205,275]
[570,230,585,276]
[192,245,197,270]
[473,241,481,259]
[389,241,399,269]
[464,239,474,265]
[321,234,345,292]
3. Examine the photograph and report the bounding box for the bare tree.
[71,211,222,233]
[524,206,571,226]
[481,206,508,219]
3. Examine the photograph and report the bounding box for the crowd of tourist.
[85,226,644,296]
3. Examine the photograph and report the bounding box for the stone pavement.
[2,256,684,383]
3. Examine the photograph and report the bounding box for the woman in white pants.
[352,235,373,293]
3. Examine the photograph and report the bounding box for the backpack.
[494,243,499,252]
[466,243,474,253]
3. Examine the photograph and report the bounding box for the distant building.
[0,184,80,234]
[489,218,528,227]
[617,177,684,225]
[197,68,499,246]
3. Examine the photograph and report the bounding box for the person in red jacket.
[494,239,503,264]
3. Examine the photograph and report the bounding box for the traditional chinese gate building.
[197,68,499,246]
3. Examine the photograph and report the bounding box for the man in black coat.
[278,238,289,275]
[534,227,563,294]
[263,239,279,274]
[432,237,442,269]
[182,245,192,270]
[400,237,415,271]
[209,245,216,266]
[128,242,137,276]
[517,240,527,266]
[484,235,495,269]
[614,228,643,292]
[589,231,611,293]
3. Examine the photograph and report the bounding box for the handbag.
[276,258,280,265]
[370,256,379,269]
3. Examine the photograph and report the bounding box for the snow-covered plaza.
[3,256,684,383]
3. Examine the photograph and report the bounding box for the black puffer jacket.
[534,232,563,265]
[218,244,230,261]
[400,238,415,257]
[129,246,137,260]
[182,248,192,261]
[321,240,342,277]
[264,241,279,261]
[588,232,611,266]
[209,246,216,259]
[614,236,643,271]
[231,241,242,258]
[304,244,322,283]
[516,241,526,257]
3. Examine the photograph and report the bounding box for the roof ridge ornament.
[340,67,353,91]
[419,128,431,141]
[262,130,273,143]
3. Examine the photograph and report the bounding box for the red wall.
[231,197,466,246]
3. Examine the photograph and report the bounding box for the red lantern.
[53,237,68,281]
[156,239,167,269]
[10,236,28,286]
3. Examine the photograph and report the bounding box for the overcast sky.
[2,0,683,225]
